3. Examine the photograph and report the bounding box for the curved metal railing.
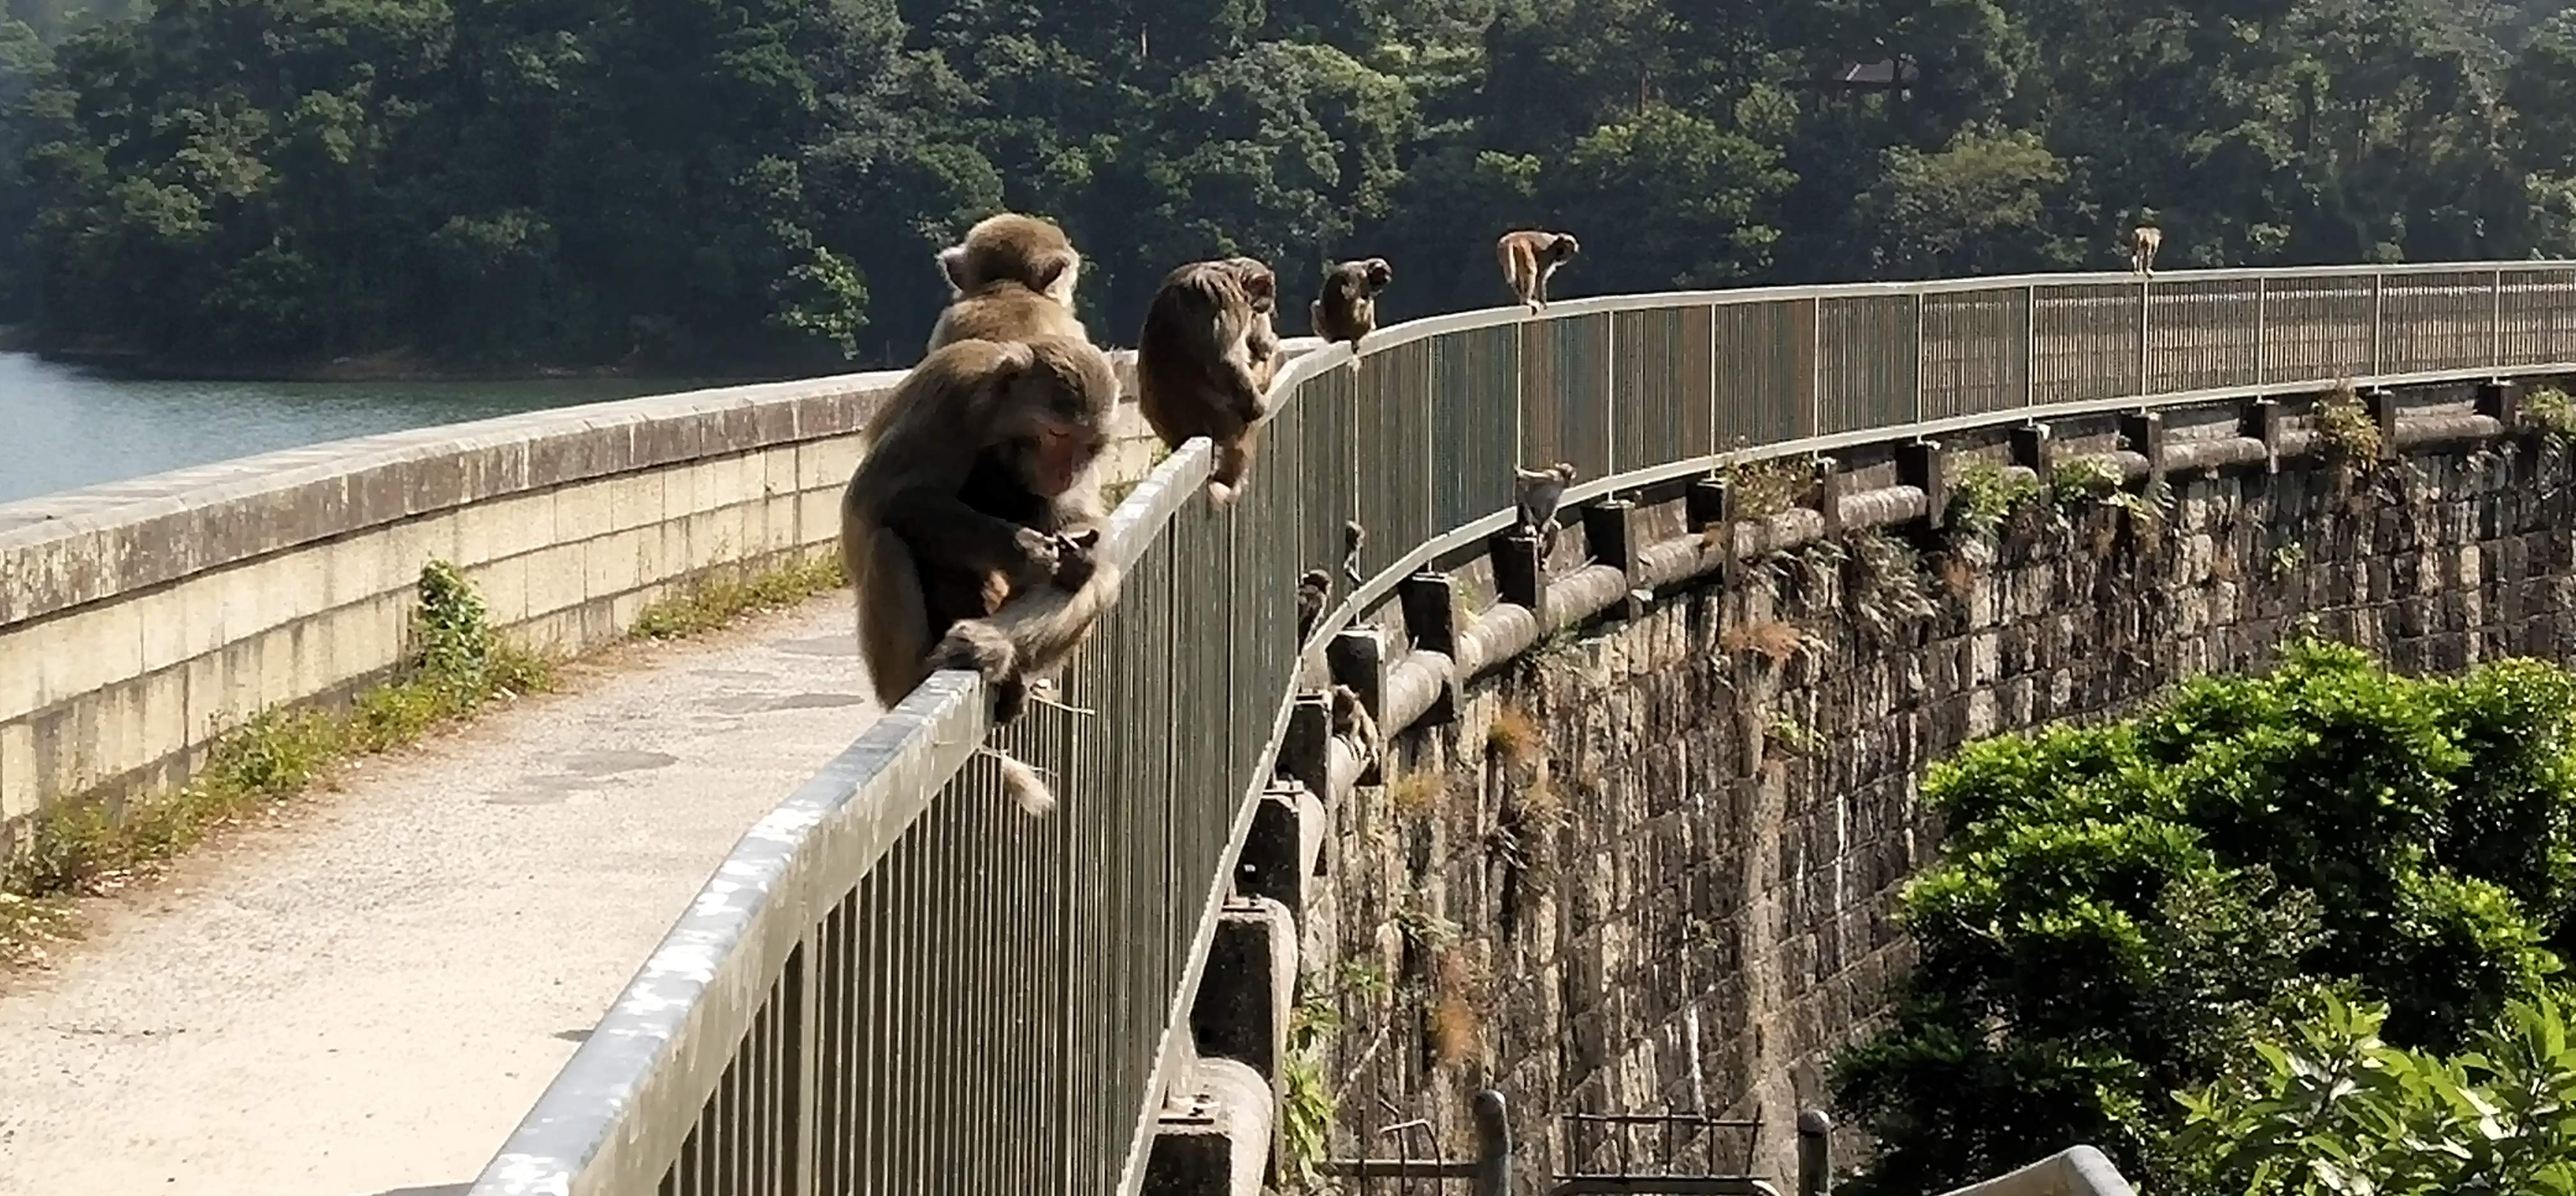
[464,260,2576,1195]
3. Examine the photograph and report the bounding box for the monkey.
[1312,257,1393,355]
[1498,231,1580,314]
[1298,569,1332,638]
[1515,463,1577,560]
[1342,519,1367,586]
[926,213,1086,351]
[1135,256,1281,507]
[1330,683,1384,778]
[839,334,1124,815]
[2131,226,2162,275]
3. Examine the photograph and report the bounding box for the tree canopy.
[6,0,2576,371]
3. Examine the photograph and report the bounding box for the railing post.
[1491,532,1549,627]
[2120,411,2166,493]
[1912,291,1928,423]
[1471,1089,1513,1196]
[1809,296,1827,436]
[1797,1108,1834,1196]
[1897,440,1947,532]
[2021,282,2039,409]
[2494,267,2507,367]
[2135,277,2150,396]
[1813,457,1844,539]
[2011,423,2053,489]
[2253,275,2268,388]
[2247,397,2283,474]
[2370,270,2386,376]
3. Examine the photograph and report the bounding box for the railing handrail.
[464,257,2576,1195]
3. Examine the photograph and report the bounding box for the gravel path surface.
[0,596,872,1196]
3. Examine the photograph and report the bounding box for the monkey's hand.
[1008,526,1063,591]
[928,620,1024,724]
[1047,530,1099,591]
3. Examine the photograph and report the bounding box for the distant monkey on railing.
[926,212,1088,352]
[1135,256,1282,508]
[1312,257,1393,357]
[838,335,1124,815]
[1515,463,1577,559]
[2131,225,2162,275]
[1498,231,1580,313]
[1297,569,1331,638]
[1342,520,1367,586]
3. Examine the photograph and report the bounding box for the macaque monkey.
[1312,257,1393,354]
[1498,231,1580,313]
[1342,520,1367,586]
[1330,683,1384,777]
[1135,256,1281,507]
[839,334,1124,814]
[2130,226,2162,276]
[1298,569,1332,638]
[926,213,1087,351]
[1515,463,1577,560]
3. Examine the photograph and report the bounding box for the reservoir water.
[0,351,716,507]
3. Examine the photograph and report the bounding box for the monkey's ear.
[938,245,974,295]
[1032,254,1075,297]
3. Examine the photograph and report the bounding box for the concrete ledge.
[1142,1057,1276,1196]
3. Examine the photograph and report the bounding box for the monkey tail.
[984,747,1058,816]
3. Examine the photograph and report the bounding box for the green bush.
[1832,641,2576,1193]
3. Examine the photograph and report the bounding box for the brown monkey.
[1312,257,1393,351]
[839,334,1124,814]
[1515,463,1577,560]
[1342,520,1367,586]
[1498,231,1580,313]
[926,213,1086,351]
[1135,256,1281,507]
[2130,226,2162,275]
[1298,569,1332,638]
[1330,683,1384,776]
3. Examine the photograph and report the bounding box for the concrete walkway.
[0,596,873,1196]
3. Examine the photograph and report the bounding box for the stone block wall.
[1300,395,2576,1189]
[0,341,1315,848]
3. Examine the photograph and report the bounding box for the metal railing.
[464,261,2576,1196]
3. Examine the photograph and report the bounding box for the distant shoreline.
[8,341,788,386]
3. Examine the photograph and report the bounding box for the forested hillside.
[5,0,2576,372]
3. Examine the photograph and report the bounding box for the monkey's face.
[1015,408,1105,498]
[1550,235,1581,261]
[1223,257,1278,314]
[1004,355,1113,497]
[1364,259,1393,290]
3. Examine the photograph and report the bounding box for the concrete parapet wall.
[0,339,1317,845]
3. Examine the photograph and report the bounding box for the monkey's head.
[1328,684,1361,717]
[1548,234,1581,262]
[1221,256,1279,314]
[1300,568,1330,593]
[940,212,1082,307]
[993,334,1117,498]
[1552,462,1577,482]
[1363,258,1393,289]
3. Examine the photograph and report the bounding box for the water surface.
[0,351,718,507]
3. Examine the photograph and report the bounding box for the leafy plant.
[1947,460,2043,539]
[2313,383,2383,464]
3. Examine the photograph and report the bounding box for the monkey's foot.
[928,621,1023,723]
[1206,480,1238,509]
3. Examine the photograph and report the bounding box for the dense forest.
[6,0,2576,372]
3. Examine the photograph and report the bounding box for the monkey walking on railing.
[2131,225,2162,275]
[838,334,1124,816]
[1135,256,1283,509]
[1498,231,1581,313]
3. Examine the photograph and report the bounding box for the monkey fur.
[1330,684,1384,778]
[1342,520,1367,586]
[1297,568,1331,638]
[1134,256,1282,508]
[1515,463,1577,560]
[1312,257,1392,353]
[1498,231,1581,314]
[839,334,1124,815]
[2130,226,2162,275]
[926,212,1088,352]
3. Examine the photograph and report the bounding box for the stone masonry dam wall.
[1282,376,2576,1187]
[0,344,1317,848]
